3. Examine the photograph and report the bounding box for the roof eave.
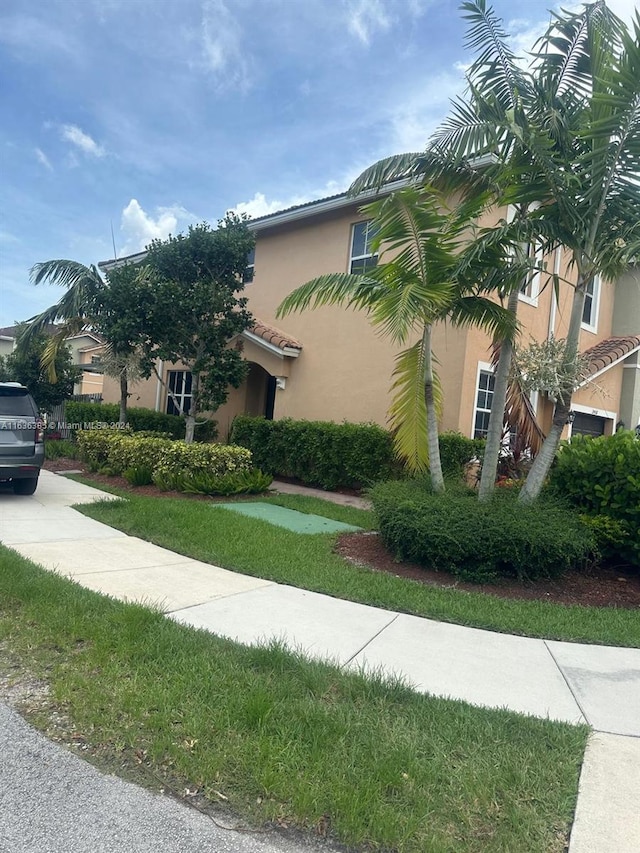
[580,343,640,386]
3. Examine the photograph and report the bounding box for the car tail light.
[36,420,44,443]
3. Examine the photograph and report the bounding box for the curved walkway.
[1,470,639,852]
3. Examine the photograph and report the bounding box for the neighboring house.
[0,324,105,397]
[98,186,640,440]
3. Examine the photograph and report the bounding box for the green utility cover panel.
[215,502,362,534]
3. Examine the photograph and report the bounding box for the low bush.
[123,466,154,487]
[230,415,395,489]
[44,439,78,460]
[76,429,254,493]
[76,429,133,470]
[64,401,217,441]
[153,468,272,495]
[371,481,596,583]
[229,416,480,490]
[548,430,640,566]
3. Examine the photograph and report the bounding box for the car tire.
[13,477,38,495]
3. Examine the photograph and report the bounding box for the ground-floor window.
[166,370,192,416]
[473,368,495,439]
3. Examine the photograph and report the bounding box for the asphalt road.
[0,703,334,853]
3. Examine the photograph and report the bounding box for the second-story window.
[581,276,600,331]
[243,246,255,284]
[350,220,378,274]
[518,242,543,304]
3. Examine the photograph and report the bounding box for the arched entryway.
[245,362,276,420]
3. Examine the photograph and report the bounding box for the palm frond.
[461,0,529,109]
[348,153,428,196]
[276,273,383,318]
[491,342,545,455]
[388,340,442,473]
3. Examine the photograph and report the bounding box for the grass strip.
[0,545,587,853]
[76,491,640,647]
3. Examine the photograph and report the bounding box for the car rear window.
[0,389,36,417]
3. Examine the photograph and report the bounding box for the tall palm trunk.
[478,285,520,500]
[423,324,445,493]
[518,278,588,503]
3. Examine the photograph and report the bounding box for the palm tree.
[277,186,516,491]
[349,1,640,502]
[21,260,146,423]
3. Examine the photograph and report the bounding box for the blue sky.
[0,0,635,327]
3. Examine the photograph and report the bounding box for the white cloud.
[230,192,312,220]
[230,169,369,221]
[61,124,106,157]
[346,0,392,45]
[119,199,196,255]
[199,0,251,90]
[35,148,53,171]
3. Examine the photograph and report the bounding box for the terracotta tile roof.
[249,320,302,351]
[582,335,640,376]
[0,323,59,337]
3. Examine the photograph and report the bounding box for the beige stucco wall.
[100,202,632,442]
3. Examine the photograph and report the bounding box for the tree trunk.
[119,370,128,425]
[518,278,588,503]
[184,371,199,444]
[423,325,445,493]
[478,286,520,501]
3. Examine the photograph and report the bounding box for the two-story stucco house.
[0,324,105,398]
[99,186,640,441]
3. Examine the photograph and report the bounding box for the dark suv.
[0,383,45,495]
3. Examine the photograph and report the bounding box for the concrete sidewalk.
[1,470,639,851]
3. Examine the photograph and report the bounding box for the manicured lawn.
[77,490,640,647]
[0,546,588,853]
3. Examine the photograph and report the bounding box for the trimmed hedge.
[65,401,217,442]
[549,431,640,566]
[229,415,480,490]
[76,431,252,486]
[371,480,596,583]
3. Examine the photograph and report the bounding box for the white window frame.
[471,361,495,440]
[243,246,255,284]
[580,275,600,333]
[166,370,192,417]
[349,220,378,274]
[517,241,544,307]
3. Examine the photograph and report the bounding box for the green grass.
[76,490,640,647]
[0,545,588,853]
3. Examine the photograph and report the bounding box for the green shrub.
[153,468,272,495]
[230,416,482,490]
[123,466,154,487]
[64,401,217,441]
[548,431,640,566]
[44,439,78,460]
[105,435,174,475]
[229,415,396,490]
[439,432,484,478]
[579,514,629,561]
[371,481,596,583]
[76,429,132,470]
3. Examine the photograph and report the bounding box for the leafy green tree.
[0,327,81,412]
[278,187,515,491]
[22,261,152,423]
[350,1,640,503]
[139,216,254,443]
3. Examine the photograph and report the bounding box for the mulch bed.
[45,458,639,609]
[335,532,640,609]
